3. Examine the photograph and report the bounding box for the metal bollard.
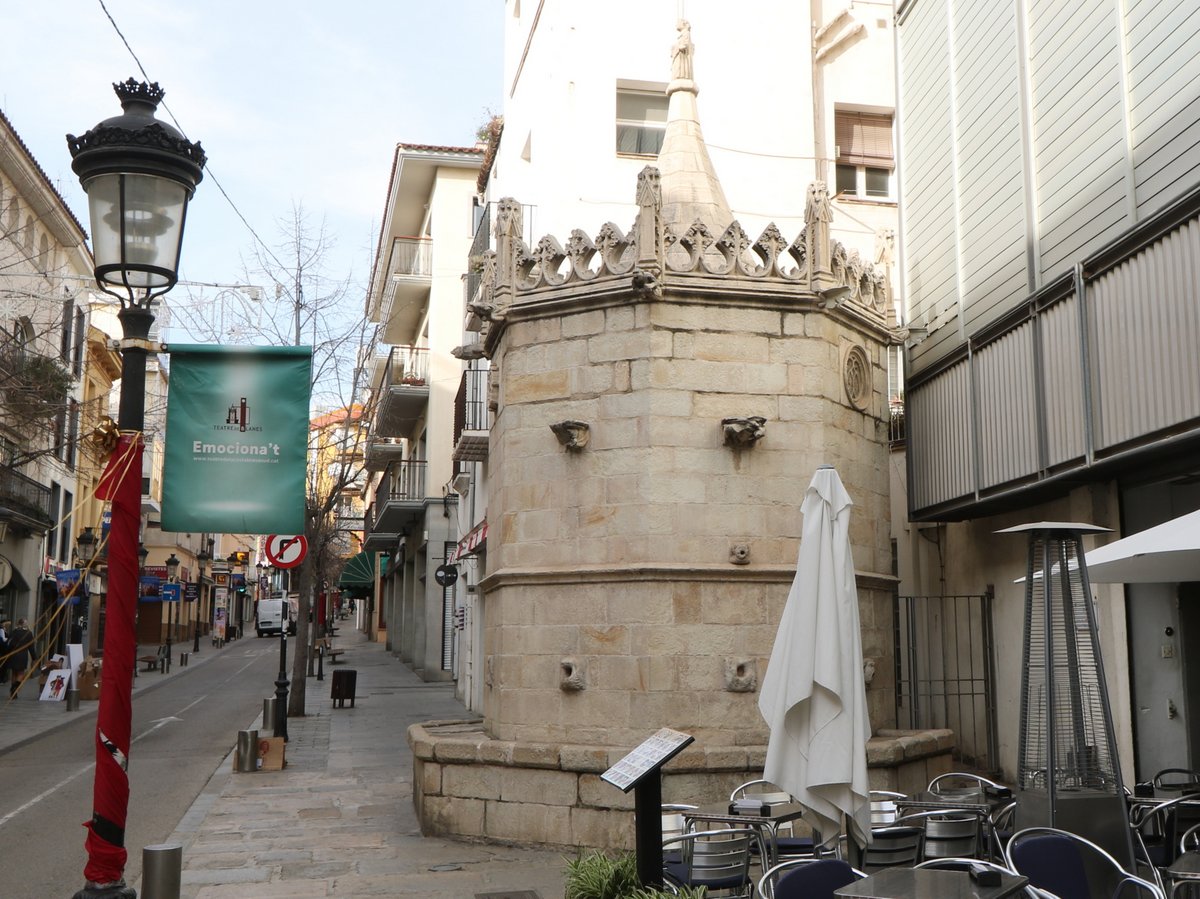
[263,697,276,737]
[180,651,188,667]
[142,842,182,899]
[65,688,80,711]
[236,729,259,773]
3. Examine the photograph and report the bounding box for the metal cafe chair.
[928,771,1005,794]
[662,827,763,898]
[1163,822,1200,898]
[896,808,988,861]
[757,857,865,899]
[728,779,823,861]
[661,803,698,864]
[860,823,925,872]
[1005,826,1165,899]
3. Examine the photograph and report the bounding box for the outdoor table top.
[682,801,807,828]
[1127,787,1200,807]
[900,790,1011,814]
[834,867,1030,899]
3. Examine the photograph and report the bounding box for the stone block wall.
[482,292,896,744]
[410,720,955,848]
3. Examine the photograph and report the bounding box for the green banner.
[162,345,312,534]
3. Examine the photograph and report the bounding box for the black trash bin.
[331,668,356,708]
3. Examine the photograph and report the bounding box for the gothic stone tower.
[408,169,916,848]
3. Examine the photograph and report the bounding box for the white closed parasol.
[758,465,871,850]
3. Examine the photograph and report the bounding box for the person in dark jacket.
[7,618,34,698]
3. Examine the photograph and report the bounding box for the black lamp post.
[273,564,289,742]
[68,78,204,899]
[193,541,211,654]
[164,552,179,666]
[76,528,99,655]
[226,552,241,640]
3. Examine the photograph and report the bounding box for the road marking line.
[0,694,213,828]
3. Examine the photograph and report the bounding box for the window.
[54,406,67,462]
[834,110,894,200]
[48,481,61,563]
[72,308,85,376]
[616,86,667,157]
[66,400,79,470]
[61,299,74,362]
[59,490,73,562]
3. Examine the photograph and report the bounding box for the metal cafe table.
[834,867,1030,899]
[682,801,809,865]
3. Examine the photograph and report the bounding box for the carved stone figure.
[671,19,694,81]
[550,420,590,450]
[721,416,767,447]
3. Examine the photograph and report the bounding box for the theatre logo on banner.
[162,345,312,534]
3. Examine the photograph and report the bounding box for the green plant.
[563,849,707,898]
[0,344,72,421]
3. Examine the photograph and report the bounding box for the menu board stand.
[601,728,694,887]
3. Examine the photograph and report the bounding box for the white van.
[256,596,293,637]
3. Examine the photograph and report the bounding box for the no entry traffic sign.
[265,534,308,569]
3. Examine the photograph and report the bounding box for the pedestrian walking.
[7,618,35,698]
[0,619,9,684]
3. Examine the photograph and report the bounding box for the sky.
[2,1,502,334]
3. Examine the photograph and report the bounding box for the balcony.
[378,236,432,346]
[0,465,53,533]
[452,366,490,462]
[372,345,429,438]
[363,459,427,550]
[364,437,405,472]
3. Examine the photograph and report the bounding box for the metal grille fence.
[895,589,999,772]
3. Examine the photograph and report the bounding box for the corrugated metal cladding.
[909,361,974,510]
[897,0,958,363]
[954,0,1027,336]
[899,0,1200,518]
[1037,295,1086,469]
[1127,1,1200,218]
[975,323,1038,490]
[1029,0,1130,277]
[1091,218,1200,451]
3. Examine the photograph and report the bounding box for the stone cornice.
[479,562,897,594]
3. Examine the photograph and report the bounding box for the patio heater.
[1000,522,1134,867]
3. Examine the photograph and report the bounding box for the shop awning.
[337,551,376,588]
[452,519,488,562]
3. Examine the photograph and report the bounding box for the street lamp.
[76,528,99,656]
[193,540,211,654]
[226,552,241,640]
[76,527,98,566]
[164,552,179,664]
[68,78,204,899]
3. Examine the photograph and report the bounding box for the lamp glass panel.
[85,173,187,288]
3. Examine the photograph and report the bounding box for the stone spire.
[657,20,733,234]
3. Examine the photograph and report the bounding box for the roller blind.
[836,111,894,168]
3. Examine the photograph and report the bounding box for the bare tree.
[171,204,378,716]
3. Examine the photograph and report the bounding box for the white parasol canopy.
[758,465,872,849]
[1084,508,1200,583]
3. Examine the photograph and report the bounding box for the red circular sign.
[265,534,308,569]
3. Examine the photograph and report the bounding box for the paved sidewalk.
[140,629,569,898]
[1,632,570,898]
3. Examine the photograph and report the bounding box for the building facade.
[363,143,484,681]
[896,0,1200,782]
[0,109,91,646]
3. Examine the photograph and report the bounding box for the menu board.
[601,728,694,792]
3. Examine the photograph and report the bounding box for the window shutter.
[836,111,894,168]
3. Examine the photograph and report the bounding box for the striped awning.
[452,519,488,562]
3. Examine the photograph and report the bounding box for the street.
[0,638,288,899]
